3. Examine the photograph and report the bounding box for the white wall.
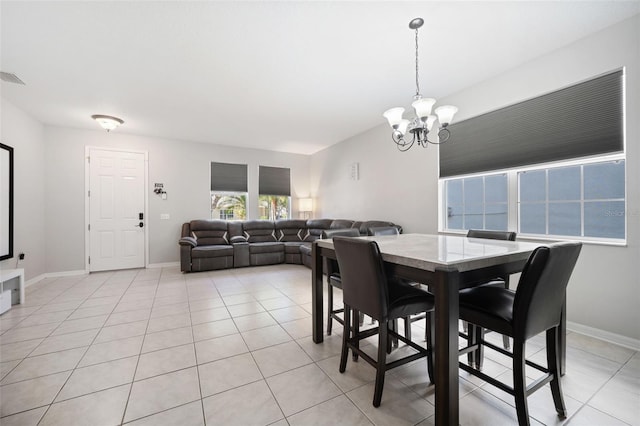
[0,99,46,280]
[310,15,640,343]
[310,123,439,233]
[43,127,311,272]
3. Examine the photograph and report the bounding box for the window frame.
[439,153,627,246]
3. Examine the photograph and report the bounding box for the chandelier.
[383,18,458,151]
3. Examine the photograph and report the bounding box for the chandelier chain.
[414,28,420,98]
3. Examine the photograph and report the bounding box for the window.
[439,70,625,243]
[446,173,508,231]
[211,162,247,220]
[442,157,626,242]
[259,166,290,220]
[519,159,625,239]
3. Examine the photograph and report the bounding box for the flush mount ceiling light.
[91,114,124,132]
[383,17,458,151]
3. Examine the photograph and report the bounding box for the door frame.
[84,146,150,273]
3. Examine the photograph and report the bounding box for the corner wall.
[0,99,46,280]
[310,15,640,343]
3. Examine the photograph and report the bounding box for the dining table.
[311,233,547,426]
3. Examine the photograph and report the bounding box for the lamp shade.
[299,198,313,212]
[383,107,405,128]
[412,98,436,120]
[397,119,410,136]
[434,106,458,126]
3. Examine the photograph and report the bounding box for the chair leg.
[467,323,476,367]
[353,308,360,362]
[547,327,567,418]
[339,305,350,373]
[388,320,399,352]
[474,325,485,370]
[373,321,388,407]
[503,334,511,350]
[404,316,412,341]
[513,339,531,426]
[425,312,435,384]
[327,284,334,335]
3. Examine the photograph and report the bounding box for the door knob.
[137,222,144,228]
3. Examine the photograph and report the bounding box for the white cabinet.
[0,268,25,314]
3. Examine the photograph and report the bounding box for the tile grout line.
[41,271,140,426]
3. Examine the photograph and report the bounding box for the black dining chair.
[458,242,582,426]
[322,228,362,336]
[464,229,517,356]
[367,226,432,343]
[333,237,435,407]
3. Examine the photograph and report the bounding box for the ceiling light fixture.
[91,114,124,132]
[383,18,458,151]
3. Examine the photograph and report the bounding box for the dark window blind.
[210,162,248,192]
[259,166,291,196]
[439,70,624,178]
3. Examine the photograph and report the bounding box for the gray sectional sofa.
[179,218,400,273]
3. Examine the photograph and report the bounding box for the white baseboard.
[25,270,87,288]
[567,321,640,351]
[147,262,180,269]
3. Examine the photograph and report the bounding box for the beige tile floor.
[0,265,638,426]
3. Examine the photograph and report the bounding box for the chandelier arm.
[392,132,415,151]
[424,127,452,145]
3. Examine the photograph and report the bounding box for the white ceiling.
[1,1,638,155]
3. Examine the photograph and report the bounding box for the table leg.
[312,242,324,343]
[434,269,460,426]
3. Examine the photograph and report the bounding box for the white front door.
[88,149,146,272]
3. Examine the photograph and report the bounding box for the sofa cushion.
[249,242,284,254]
[358,220,401,235]
[190,220,229,246]
[303,219,333,242]
[330,219,354,229]
[191,245,234,258]
[299,243,312,257]
[242,220,277,243]
[284,242,305,254]
[275,220,306,242]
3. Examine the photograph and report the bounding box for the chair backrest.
[321,228,361,276]
[467,229,517,241]
[367,226,400,236]
[467,229,517,284]
[333,237,389,321]
[513,242,582,339]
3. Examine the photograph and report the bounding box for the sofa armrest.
[230,235,248,244]
[179,237,197,248]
